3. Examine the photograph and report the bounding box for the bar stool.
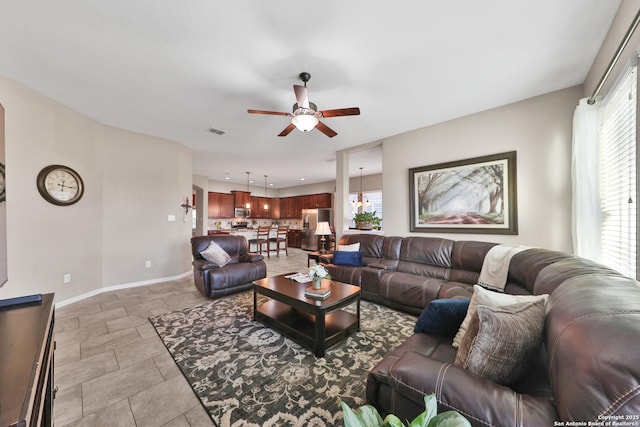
[248,226,271,258]
[269,225,289,256]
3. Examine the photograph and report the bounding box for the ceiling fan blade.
[278,123,296,137]
[315,121,337,138]
[319,107,361,118]
[247,109,289,116]
[293,85,310,109]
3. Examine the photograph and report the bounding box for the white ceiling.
[0,1,620,188]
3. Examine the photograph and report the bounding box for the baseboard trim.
[55,271,192,308]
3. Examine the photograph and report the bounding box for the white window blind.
[599,64,637,279]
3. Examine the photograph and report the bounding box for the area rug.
[149,291,416,427]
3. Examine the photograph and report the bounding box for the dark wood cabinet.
[249,196,271,219]
[0,293,55,427]
[250,196,260,218]
[294,195,310,218]
[288,229,303,248]
[271,198,281,219]
[280,197,294,219]
[219,193,234,218]
[208,192,236,218]
[208,191,331,219]
[258,197,270,218]
[231,191,251,209]
[316,193,332,208]
[208,192,220,218]
[309,194,319,208]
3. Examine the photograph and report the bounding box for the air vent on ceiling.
[208,127,226,135]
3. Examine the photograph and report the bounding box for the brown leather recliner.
[191,234,267,298]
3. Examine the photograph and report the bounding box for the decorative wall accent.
[409,151,518,234]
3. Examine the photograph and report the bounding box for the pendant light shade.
[263,175,269,210]
[351,167,369,208]
[245,172,251,209]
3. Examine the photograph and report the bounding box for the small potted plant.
[353,211,382,230]
[341,393,470,427]
[308,264,331,289]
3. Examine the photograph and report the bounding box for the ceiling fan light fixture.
[291,114,319,132]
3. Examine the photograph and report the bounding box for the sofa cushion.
[333,250,363,266]
[414,298,470,336]
[379,272,443,312]
[200,240,231,267]
[455,300,546,385]
[453,284,548,348]
[338,242,360,252]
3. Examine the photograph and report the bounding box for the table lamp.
[315,221,332,253]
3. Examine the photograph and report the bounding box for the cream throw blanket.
[477,244,528,292]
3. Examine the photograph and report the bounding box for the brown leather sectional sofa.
[191,234,267,298]
[321,234,640,426]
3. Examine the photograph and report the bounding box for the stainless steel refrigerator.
[301,208,332,251]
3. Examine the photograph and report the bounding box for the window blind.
[599,64,637,279]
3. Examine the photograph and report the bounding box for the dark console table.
[0,293,55,427]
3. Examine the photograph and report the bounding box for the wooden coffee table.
[252,273,361,357]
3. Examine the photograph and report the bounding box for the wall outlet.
[145,260,152,268]
[63,273,71,284]
[168,214,176,222]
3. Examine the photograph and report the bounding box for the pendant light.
[245,172,251,209]
[263,175,269,210]
[351,167,370,209]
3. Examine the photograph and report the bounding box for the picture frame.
[409,151,517,234]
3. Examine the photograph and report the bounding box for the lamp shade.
[291,114,319,132]
[315,221,332,236]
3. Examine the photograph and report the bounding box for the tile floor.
[54,247,309,426]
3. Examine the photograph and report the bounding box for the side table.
[307,251,332,267]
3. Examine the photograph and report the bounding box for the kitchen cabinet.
[309,194,319,208]
[271,198,281,219]
[209,191,331,219]
[259,197,270,218]
[278,197,294,219]
[316,193,332,208]
[208,192,235,218]
[208,192,220,218]
[220,193,234,217]
[250,196,259,218]
[287,229,303,248]
[231,191,251,209]
[250,196,271,219]
[294,195,310,218]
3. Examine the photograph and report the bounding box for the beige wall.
[0,76,192,303]
[382,86,582,252]
[584,0,640,98]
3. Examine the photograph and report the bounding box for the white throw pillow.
[200,241,232,267]
[338,243,360,252]
[452,284,548,348]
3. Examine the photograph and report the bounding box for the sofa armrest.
[193,258,220,270]
[386,351,558,427]
[240,253,264,263]
[319,254,333,264]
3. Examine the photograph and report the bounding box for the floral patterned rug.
[149,291,416,427]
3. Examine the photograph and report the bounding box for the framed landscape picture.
[409,151,518,234]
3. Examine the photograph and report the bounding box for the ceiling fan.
[247,72,360,138]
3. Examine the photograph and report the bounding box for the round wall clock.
[36,164,84,206]
[0,162,5,203]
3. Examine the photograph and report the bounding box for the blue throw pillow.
[332,250,363,267]
[414,298,471,336]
